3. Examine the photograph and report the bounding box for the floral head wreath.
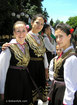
[70,28,74,34]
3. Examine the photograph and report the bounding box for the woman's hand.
[2,42,10,51]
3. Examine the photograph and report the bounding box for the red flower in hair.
[70,28,74,34]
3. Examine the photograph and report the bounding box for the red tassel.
[47,97,51,101]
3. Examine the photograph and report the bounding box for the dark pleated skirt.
[46,51,54,64]
[4,68,33,105]
[48,80,77,105]
[28,59,47,103]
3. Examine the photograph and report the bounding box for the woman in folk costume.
[26,14,48,104]
[48,23,77,105]
[49,44,63,82]
[47,44,62,101]
[0,21,33,105]
[42,24,56,64]
[1,14,49,105]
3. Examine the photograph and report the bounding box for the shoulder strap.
[63,52,77,62]
[26,68,40,94]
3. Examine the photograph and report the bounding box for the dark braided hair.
[55,23,71,36]
[42,24,50,33]
[31,13,45,23]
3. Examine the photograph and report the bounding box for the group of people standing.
[0,13,77,105]
[0,14,49,105]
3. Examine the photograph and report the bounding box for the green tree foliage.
[0,0,48,35]
[42,8,49,17]
[66,16,77,48]
[28,0,43,13]
[66,16,77,29]
[0,0,12,35]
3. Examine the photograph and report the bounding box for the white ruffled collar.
[29,31,39,37]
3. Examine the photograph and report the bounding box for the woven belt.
[54,80,65,85]
[30,57,43,61]
[10,66,27,70]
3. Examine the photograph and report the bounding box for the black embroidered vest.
[53,49,76,81]
[9,43,30,67]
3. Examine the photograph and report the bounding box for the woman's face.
[46,26,51,36]
[55,29,71,50]
[56,45,62,56]
[31,17,44,33]
[14,24,27,44]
